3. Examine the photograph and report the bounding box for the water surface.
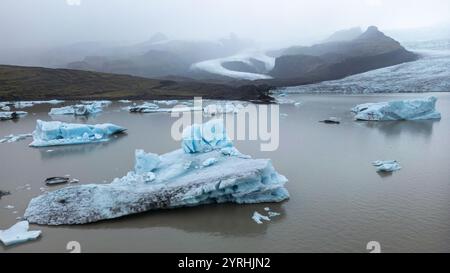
[1,93,449,252]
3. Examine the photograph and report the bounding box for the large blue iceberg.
[351,97,441,121]
[24,119,289,225]
[29,120,126,147]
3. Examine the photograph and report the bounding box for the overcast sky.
[1,0,449,49]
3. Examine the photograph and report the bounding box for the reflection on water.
[37,133,127,159]
[360,120,437,138]
[65,204,287,237]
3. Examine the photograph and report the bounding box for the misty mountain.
[268,26,418,85]
[65,33,254,79]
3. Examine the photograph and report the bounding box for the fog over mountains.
[0,0,449,100]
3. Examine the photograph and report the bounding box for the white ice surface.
[351,96,441,121]
[29,120,126,147]
[278,49,450,93]
[372,160,402,172]
[0,221,41,247]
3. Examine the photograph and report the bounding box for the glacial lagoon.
[1,93,450,252]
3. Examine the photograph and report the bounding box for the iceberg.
[128,102,201,113]
[29,120,126,147]
[0,111,27,121]
[372,160,401,172]
[352,97,441,121]
[0,221,41,247]
[24,119,289,225]
[49,102,105,116]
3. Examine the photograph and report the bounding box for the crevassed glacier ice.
[351,97,441,121]
[24,119,289,225]
[0,221,41,247]
[278,49,450,93]
[29,120,126,147]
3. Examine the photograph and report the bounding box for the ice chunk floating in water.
[49,101,107,116]
[29,120,126,147]
[0,111,27,121]
[352,97,441,121]
[24,119,289,225]
[0,221,41,247]
[372,160,401,172]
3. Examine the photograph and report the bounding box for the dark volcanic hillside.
[268,26,419,86]
[0,65,271,101]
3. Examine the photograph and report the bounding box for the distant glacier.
[278,40,450,93]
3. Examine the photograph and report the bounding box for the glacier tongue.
[24,119,289,225]
[29,120,126,147]
[352,96,441,121]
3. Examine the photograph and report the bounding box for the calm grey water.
[1,93,449,253]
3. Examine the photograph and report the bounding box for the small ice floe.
[280,113,288,118]
[0,221,41,247]
[319,117,340,124]
[351,97,441,121]
[128,102,201,114]
[202,157,218,167]
[372,160,401,172]
[127,102,159,113]
[4,205,15,209]
[45,177,70,186]
[0,111,27,121]
[252,211,271,224]
[203,102,244,116]
[118,100,132,103]
[69,179,80,184]
[294,102,302,107]
[13,100,64,109]
[154,100,178,106]
[268,211,281,217]
[0,133,32,144]
[0,190,11,200]
[24,119,289,225]
[252,207,282,224]
[1,106,10,111]
[80,100,112,107]
[29,120,126,147]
